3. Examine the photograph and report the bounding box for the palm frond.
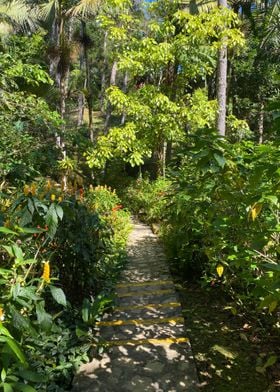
[69,0,101,18]
[0,0,38,32]
[39,0,58,22]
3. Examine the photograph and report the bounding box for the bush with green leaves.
[0,180,131,391]
[123,177,171,224]
[160,131,280,319]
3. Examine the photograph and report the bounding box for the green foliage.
[0,180,131,390]
[159,132,280,319]
[0,48,62,183]
[87,5,245,171]
[124,177,171,224]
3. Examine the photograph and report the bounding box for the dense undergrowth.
[0,181,131,391]
[123,131,280,381]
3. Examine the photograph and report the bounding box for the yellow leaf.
[269,300,278,313]
[216,264,224,277]
[249,203,262,221]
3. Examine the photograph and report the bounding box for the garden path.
[72,221,199,391]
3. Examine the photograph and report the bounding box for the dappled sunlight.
[72,222,199,391]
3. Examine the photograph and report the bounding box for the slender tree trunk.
[82,22,94,142]
[162,141,167,178]
[121,71,128,125]
[216,0,228,137]
[77,91,85,126]
[59,14,73,191]
[49,18,60,85]
[105,60,118,131]
[152,138,164,179]
[100,31,108,111]
[258,102,264,144]
[77,22,87,127]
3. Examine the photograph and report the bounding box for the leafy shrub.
[160,131,280,318]
[0,180,131,391]
[123,177,171,223]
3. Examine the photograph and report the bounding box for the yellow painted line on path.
[117,289,174,298]
[116,280,173,288]
[102,337,189,347]
[96,316,184,327]
[115,302,181,311]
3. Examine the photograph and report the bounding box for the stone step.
[116,279,174,289]
[120,271,171,282]
[102,305,182,321]
[96,318,186,341]
[72,340,198,392]
[116,292,179,306]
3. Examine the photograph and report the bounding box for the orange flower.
[112,204,123,211]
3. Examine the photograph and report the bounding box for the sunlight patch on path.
[72,222,199,391]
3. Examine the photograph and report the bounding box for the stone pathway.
[72,222,199,391]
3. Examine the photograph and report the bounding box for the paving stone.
[97,321,186,341]
[72,221,199,391]
[102,306,182,321]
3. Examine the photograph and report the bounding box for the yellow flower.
[51,194,56,202]
[58,196,63,203]
[23,185,30,196]
[0,307,5,321]
[42,261,50,283]
[30,183,36,196]
[46,179,52,191]
[216,264,224,277]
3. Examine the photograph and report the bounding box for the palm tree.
[0,0,37,36]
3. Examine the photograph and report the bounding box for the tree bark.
[216,0,228,137]
[105,60,118,131]
[100,31,108,111]
[77,22,87,126]
[121,71,128,125]
[258,102,264,144]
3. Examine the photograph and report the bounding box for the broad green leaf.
[49,286,67,307]
[0,336,27,365]
[55,205,63,220]
[213,153,226,168]
[264,195,278,205]
[3,383,13,392]
[18,369,47,383]
[17,227,44,234]
[14,384,36,392]
[263,355,277,369]
[0,227,17,235]
[36,302,52,330]
[0,324,13,338]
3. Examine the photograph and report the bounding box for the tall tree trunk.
[58,15,73,191]
[104,60,118,131]
[121,71,128,125]
[216,0,228,137]
[77,22,87,127]
[100,31,108,111]
[258,101,264,144]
